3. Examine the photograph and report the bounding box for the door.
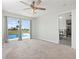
[22,19,30,39]
[58,12,71,47]
[7,17,19,40]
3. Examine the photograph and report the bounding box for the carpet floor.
[3,39,76,59]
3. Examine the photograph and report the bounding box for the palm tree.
[16,25,19,37]
[16,25,19,29]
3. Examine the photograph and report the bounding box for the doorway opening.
[58,12,72,47]
[7,17,31,41]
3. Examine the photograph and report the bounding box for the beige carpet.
[3,39,76,59]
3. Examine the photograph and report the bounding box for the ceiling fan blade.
[36,7,46,10]
[32,1,35,7]
[36,0,42,5]
[23,8,31,10]
[20,1,30,6]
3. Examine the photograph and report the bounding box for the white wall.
[36,12,59,43]
[31,18,38,39]
[71,9,76,49]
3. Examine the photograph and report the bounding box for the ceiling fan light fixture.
[19,0,46,14]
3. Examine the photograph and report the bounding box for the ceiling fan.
[20,0,46,14]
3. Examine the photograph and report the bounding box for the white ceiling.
[2,0,76,17]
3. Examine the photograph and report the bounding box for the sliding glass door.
[8,17,19,40]
[7,17,30,40]
[22,20,30,39]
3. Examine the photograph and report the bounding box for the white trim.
[57,10,72,16]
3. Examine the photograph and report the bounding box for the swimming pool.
[8,34,30,39]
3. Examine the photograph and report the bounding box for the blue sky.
[8,17,30,29]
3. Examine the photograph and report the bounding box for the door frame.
[58,11,72,47]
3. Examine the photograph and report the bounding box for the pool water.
[8,34,30,39]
